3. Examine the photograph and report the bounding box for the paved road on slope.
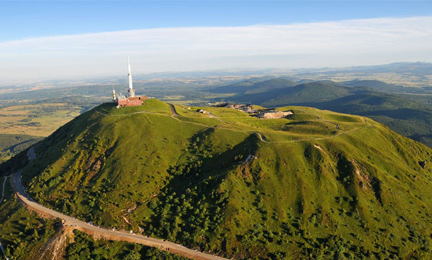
[168,103,181,116]
[11,172,227,260]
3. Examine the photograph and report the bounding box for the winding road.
[168,103,181,116]
[7,146,227,260]
[11,171,226,260]
[256,124,373,144]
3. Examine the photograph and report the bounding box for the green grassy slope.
[0,199,61,260]
[18,99,432,259]
[0,194,190,259]
[220,79,432,148]
[209,78,298,95]
[306,91,432,148]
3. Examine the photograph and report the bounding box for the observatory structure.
[114,56,147,107]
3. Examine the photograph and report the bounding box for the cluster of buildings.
[214,102,256,113]
[213,102,293,119]
[112,56,147,108]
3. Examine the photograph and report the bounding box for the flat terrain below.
[0,103,81,136]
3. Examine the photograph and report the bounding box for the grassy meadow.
[4,98,431,259]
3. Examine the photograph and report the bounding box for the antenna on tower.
[127,56,135,97]
[112,84,117,102]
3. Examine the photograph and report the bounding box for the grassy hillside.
[0,199,61,260]
[0,193,189,259]
[218,79,432,148]
[16,99,432,259]
[209,78,298,95]
[311,91,432,148]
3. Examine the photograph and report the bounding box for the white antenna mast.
[112,84,117,102]
[127,56,135,97]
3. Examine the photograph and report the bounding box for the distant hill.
[212,79,351,105]
[343,80,398,92]
[343,79,427,94]
[209,78,298,95]
[213,79,432,148]
[344,62,432,76]
[6,99,432,259]
[260,81,352,106]
[295,62,432,77]
[312,90,432,147]
[218,80,353,106]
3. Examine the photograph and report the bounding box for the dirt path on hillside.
[168,103,181,116]
[97,107,248,134]
[97,106,371,145]
[10,170,227,260]
[256,125,373,144]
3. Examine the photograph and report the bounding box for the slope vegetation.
[209,78,297,95]
[18,99,432,259]
[219,78,432,148]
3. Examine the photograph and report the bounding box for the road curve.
[168,103,181,116]
[11,171,227,260]
[256,125,373,144]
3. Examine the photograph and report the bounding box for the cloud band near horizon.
[1,16,431,84]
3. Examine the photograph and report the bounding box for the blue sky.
[1,1,432,83]
[2,1,431,41]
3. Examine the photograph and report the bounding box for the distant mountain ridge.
[343,62,432,75]
[209,78,297,95]
[294,62,432,76]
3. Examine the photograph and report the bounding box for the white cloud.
[1,16,431,83]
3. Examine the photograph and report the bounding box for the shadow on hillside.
[148,133,259,249]
[20,104,109,185]
[315,92,390,107]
